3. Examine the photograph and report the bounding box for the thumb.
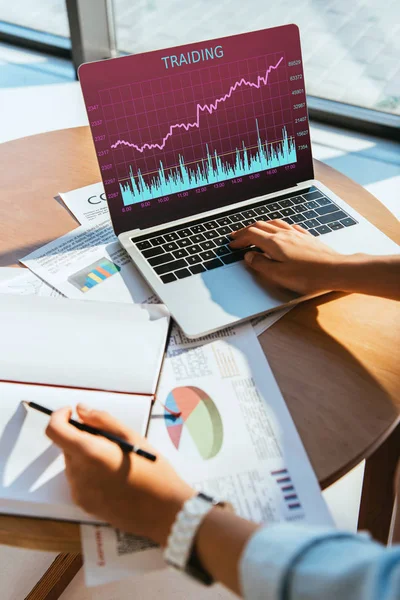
[76,404,133,441]
[244,251,282,284]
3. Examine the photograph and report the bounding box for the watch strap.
[164,493,219,584]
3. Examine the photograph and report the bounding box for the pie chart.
[164,386,223,460]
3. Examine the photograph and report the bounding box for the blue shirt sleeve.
[239,523,400,600]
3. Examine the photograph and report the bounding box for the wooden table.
[0,127,399,558]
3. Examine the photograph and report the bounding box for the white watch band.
[164,494,215,571]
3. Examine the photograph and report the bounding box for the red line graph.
[110,56,284,153]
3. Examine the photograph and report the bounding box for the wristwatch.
[164,492,233,585]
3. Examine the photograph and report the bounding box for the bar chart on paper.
[80,25,310,232]
[164,386,223,460]
[68,258,120,293]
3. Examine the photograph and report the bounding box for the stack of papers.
[0,182,331,589]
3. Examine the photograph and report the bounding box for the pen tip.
[21,400,29,409]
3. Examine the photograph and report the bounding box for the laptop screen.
[80,24,313,236]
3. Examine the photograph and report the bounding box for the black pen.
[22,401,157,462]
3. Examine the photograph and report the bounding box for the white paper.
[21,220,155,304]
[0,295,169,395]
[59,182,109,226]
[0,382,152,523]
[0,268,22,283]
[149,322,332,527]
[250,306,292,336]
[0,268,62,298]
[80,526,164,587]
[82,323,332,587]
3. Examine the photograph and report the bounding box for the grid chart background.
[98,51,295,192]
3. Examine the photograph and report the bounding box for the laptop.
[79,24,398,338]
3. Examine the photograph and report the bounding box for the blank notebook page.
[0,382,152,523]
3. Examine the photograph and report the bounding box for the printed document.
[59,182,109,226]
[21,221,155,304]
[0,382,152,523]
[81,323,332,586]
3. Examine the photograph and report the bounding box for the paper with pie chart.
[164,386,223,460]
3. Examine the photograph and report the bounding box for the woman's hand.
[46,405,195,545]
[230,219,342,295]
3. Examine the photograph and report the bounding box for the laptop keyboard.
[132,186,358,284]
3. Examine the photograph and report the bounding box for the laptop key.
[189,264,206,275]
[303,190,324,201]
[150,236,165,246]
[315,204,337,216]
[315,225,331,235]
[201,240,216,251]
[186,244,202,255]
[293,204,306,213]
[242,209,257,218]
[190,224,206,234]
[303,210,318,219]
[214,236,230,246]
[177,238,192,248]
[279,199,294,208]
[242,219,256,227]
[177,228,192,238]
[142,246,165,258]
[266,202,281,211]
[291,214,306,223]
[316,196,332,207]
[173,248,189,259]
[163,232,179,242]
[254,206,269,215]
[186,255,202,265]
[204,258,224,270]
[317,210,347,225]
[229,222,244,231]
[149,252,174,266]
[229,213,244,222]
[304,200,319,209]
[221,249,247,264]
[190,234,205,244]
[175,268,192,279]
[269,211,282,220]
[281,207,295,217]
[329,221,344,231]
[291,196,305,204]
[304,218,320,228]
[308,229,319,237]
[215,245,232,257]
[282,216,294,224]
[341,217,357,227]
[136,240,152,251]
[217,226,232,236]
[200,250,216,261]
[203,230,219,239]
[155,259,187,275]
[216,216,232,226]
[164,242,178,252]
[160,272,177,283]
[204,220,219,230]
